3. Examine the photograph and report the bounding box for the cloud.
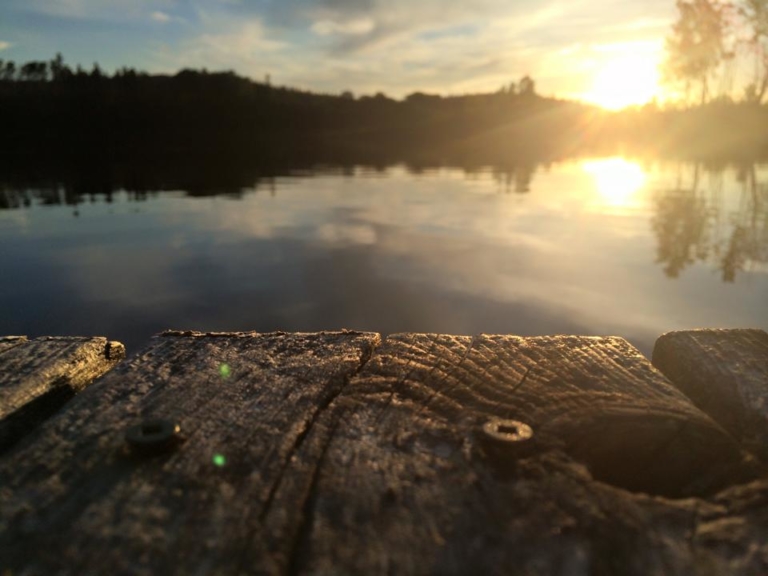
[144,0,673,100]
[11,0,177,21]
[311,18,375,37]
[2,0,678,100]
[197,23,285,56]
[152,14,289,76]
[237,0,671,97]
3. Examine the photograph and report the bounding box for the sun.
[585,52,661,110]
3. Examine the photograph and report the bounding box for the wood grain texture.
[0,336,125,452]
[0,336,28,355]
[653,329,768,460]
[344,334,755,497]
[294,334,768,575]
[0,330,380,576]
[1,332,764,576]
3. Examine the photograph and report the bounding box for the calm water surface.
[2,157,766,357]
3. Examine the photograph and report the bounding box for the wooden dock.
[1,329,767,575]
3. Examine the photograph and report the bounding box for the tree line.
[2,45,768,165]
[0,52,574,159]
[664,0,768,104]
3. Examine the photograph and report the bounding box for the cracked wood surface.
[0,336,125,453]
[653,329,768,461]
[294,334,766,575]
[0,331,380,576]
[1,332,766,575]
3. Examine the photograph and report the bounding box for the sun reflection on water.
[582,158,646,207]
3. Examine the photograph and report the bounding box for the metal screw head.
[479,419,535,463]
[482,419,534,444]
[125,419,181,455]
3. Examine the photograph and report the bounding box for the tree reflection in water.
[3,158,768,284]
[489,163,537,194]
[653,163,768,282]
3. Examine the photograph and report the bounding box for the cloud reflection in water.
[0,160,765,358]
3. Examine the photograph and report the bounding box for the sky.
[0,0,677,106]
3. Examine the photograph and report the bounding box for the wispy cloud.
[152,13,290,77]
[0,0,678,99]
[196,22,286,58]
[13,0,177,21]
[311,18,375,37]
[151,11,171,23]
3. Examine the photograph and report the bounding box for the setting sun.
[584,49,661,110]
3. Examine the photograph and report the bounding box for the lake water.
[1,157,766,357]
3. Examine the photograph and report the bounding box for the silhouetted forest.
[3,53,768,175]
[0,54,586,161]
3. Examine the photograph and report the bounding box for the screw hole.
[497,424,519,436]
[141,423,163,436]
[125,419,181,455]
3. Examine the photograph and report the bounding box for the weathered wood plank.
[0,330,380,576]
[0,335,28,355]
[653,329,768,460]
[288,334,765,575]
[345,334,755,497]
[0,332,764,575]
[0,336,125,452]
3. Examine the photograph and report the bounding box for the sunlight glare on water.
[0,157,766,359]
[582,157,647,208]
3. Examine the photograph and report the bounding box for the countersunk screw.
[479,418,535,462]
[482,419,533,444]
[125,419,181,455]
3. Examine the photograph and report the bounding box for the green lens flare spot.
[219,363,231,379]
[213,454,226,467]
